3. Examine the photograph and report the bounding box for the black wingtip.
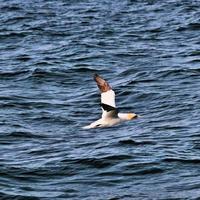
[100,103,116,112]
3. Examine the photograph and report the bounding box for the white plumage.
[82,74,138,129]
[101,90,115,108]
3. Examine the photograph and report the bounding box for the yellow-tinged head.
[118,113,138,121]
[127,113,138,120]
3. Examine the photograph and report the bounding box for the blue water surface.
[0,0,200,199]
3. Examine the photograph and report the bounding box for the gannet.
[82,74,138,129]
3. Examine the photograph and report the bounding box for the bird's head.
[127,113,138,120]
[118,113,138,121]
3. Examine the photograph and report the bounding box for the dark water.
[1,0,200,199]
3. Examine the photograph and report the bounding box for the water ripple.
[0,0,200,199]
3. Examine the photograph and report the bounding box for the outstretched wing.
[94,74,116,107]
[100,103,118,118]
[94,74,117,118]
[94,73,112,93]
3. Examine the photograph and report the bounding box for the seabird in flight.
[83,74,138,129]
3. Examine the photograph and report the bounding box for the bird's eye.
[96,124,101,127]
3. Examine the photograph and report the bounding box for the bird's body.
[83,74,138,129]
[83,117,121,129]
